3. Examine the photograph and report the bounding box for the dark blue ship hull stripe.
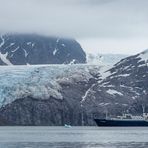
[94,119,148,126]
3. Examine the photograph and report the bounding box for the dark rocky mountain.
[0,34,86,65]
[82,49,148,120]
[0,50,147,126]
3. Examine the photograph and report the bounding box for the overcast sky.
[0,0,148,54]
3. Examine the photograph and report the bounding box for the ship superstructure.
[94,107,148,126]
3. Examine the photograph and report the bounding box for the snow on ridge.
[99,102,111,106]
[0,52,13,65]
[0,35,5,48]
[27,42,31,45]
[99,65,112,80]
[53,38,60,55]
[32,43,35,47]
[23,48,28,57]
[138,49,148,63]
[11,47,19,53]
[106,89,123,96]
[141,49,148,54]
[111,73,130,77]
[0,35,13,65]
[86,52,128,66]
[56,38,60,43]
[118,73,130,77]
[53,48,58,55]
[81,84,95,103]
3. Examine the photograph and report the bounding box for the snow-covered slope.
[87,53,128,65]
[138,49,148,63]
[0,34,86,65]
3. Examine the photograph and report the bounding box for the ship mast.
[80,104,84,126]
[142,104,145,117]
[105,110,108,119]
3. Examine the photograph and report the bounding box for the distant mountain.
[87,53,128,65]
[0,34,86,65]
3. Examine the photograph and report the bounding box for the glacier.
[0,64,101,107]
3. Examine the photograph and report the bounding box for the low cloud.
[0,0,147,38]
[0,0,148,54]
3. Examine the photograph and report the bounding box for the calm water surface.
[0,126,148,148]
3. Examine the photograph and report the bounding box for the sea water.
[0,126,148,148]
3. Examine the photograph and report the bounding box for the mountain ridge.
[0,34,86,65]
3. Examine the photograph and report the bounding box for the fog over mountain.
[0,34,86,65]
[0,0,148,54]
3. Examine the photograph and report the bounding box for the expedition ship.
[94,108,148,126]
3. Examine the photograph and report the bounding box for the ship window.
[126,115,132,119]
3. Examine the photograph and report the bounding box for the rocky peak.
[0,34,86,65]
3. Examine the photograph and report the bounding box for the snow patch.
[11,47,19,53]
[61,44,66,47]
[69,59,76,65]
[53,48,58,55]
[23,49,29,57]
[106,89,123,96]
[138,49,148,63]
[32,43,35,47]
[10,43,15,46]
[113,73,130,77]
[81,84,95,103]
[0,35,5,48]
[56,38,60,43]
[99,65,112,80]
[99,102,111,106]
[0,52,13,65]
[27,42,32,45]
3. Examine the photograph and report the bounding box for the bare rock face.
[0,34,86,65]
[0,65,100,125]
[0,97,87,126]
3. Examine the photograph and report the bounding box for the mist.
[0,0,148,54]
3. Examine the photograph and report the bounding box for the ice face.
[0,64,100,107]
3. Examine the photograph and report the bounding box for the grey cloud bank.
[0,0,148,54]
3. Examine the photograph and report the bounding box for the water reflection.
[0,127,148,148]
[1,142,148,148]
